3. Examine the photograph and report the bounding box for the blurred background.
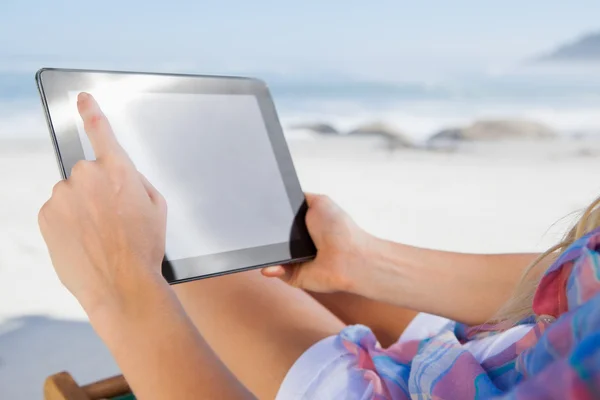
[1,1,600,397]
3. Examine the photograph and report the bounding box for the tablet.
[36,68,315,284]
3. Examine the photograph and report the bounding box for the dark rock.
[288,123,339,135]
[429,119,557,142]
[347,122,412,149]
[428,128,463,142]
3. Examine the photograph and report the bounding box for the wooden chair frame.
[44,372,130,400]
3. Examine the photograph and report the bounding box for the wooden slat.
[82,374,130,399]
[44,372,91,400]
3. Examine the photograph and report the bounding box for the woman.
[39,93,600,399]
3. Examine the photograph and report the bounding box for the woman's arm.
[89,273,255,400]
[351,241,547,325]
[90,272,255,400]
[263,195,551,326]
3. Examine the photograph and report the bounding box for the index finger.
[76,92,129,162]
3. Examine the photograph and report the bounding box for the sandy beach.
[1,136,600,398]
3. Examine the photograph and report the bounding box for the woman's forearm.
[88,273,255,400]
[350,239,546,325]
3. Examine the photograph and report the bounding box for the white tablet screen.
[69,91,295,260]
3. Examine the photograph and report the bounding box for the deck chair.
[44,372,133,400]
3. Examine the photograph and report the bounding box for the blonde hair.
[494,196,600,327]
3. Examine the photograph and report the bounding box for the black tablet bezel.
[36,68,315,284]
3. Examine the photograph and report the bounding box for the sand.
[1,136,600,398]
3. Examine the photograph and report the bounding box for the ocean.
[2,69,600,141]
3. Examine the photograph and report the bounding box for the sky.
[1,0,600,81]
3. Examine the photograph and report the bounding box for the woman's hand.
[39,93,255,400]
[262,194,546,326]
[262,194,376,293]
[38,92,168,315]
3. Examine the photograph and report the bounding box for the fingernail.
[263,266,282,275]
[77,92,89,103]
